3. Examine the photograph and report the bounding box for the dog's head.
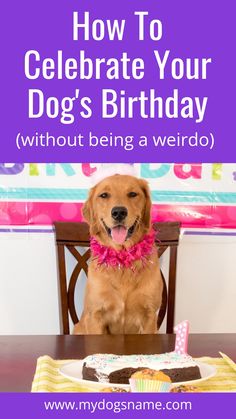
[82,175,152,247]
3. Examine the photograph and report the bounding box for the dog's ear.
[82,186,100,235]
[138,179,152,230]
[82,187,95,224]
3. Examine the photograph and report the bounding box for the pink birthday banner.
[0,163,236,228]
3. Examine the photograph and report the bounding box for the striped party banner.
[0,163,236,228]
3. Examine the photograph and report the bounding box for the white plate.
[59,360,216,391]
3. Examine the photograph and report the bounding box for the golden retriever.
[73,174,163,334]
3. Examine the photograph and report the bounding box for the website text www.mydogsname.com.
[43,397,192,414]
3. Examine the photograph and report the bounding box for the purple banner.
[1,0,235,162]
[1,393,236,419]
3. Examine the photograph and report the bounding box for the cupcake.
[101,387,130,393]
[170,385,200,393]
[129,368,172,392]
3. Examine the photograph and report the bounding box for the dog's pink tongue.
[111,226,127,244]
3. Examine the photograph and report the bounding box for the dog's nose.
[111,206,128,222]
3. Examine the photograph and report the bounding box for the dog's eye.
[99,192,109,199]
[128,192,138,198]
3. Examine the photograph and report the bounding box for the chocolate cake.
[82,353,201,384]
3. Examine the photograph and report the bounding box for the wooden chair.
[54,221,181,335]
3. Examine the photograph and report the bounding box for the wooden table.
[0,334,235,392]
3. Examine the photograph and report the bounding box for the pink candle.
[174,320,189,354]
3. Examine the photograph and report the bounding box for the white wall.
[175,233,236,333]
[0,230,59,334]
[0,228,235,334]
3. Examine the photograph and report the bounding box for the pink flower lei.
[90,231,156,270]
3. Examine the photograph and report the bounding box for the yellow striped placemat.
[194,356,236,392]
[31,355,236,392]
[31,356,97,393]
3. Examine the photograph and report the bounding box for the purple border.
[1,392,235,419]
[1,228,236,237]
[0,228,53,233]
[1,1,236,162]
[184,231,236,237]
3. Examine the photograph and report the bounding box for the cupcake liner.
[129,378,172,393]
